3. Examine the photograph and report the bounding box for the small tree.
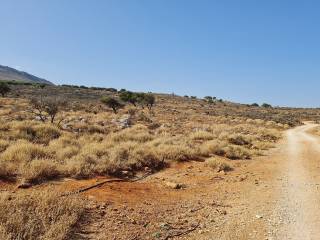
[101,96,123,113]
[135,93,147,108]
[251,103,259,107]
[44,98,62,123]
[143,93,155,110]
[262,103,272,108]
[119,91,137,106]
[204,96,213,101]
[0,82,11,97]
[29,97,65,123]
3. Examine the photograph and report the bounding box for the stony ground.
[2,123,320,239]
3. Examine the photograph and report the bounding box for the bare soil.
[2,123,320,239]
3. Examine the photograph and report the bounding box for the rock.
[256,215,263,219]
[239,175,247,182]
[159,222,171,230]
[144,167,152,172]
[17,182,32,189]
[118,114,131,128]
[165,181,186,189]
[34,116,42,121]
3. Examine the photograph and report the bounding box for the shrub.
[29,97,66,123]
[12,122,36,141]
[206,157,233,172]
[119,91,137,106]
[0,161,15,180]
[33,124,61,144]
[101,96,123,113]
[200,140,227,156]
[20,159,60,183]
[0,140,9,152]
[1,141,50,163]
[223,145,251,159]
[109,125,154,143]
[143,93,155,110]
[66,154,99,178]
[262,103,272,108]
[156,144,197,162]
[11,122,61,144]
[227,134,251,146]
[0,189,85,240]
[189,130,215,141]
[0,83,10,97]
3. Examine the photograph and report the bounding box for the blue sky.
[1,0,320,107]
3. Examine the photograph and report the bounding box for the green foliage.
[262,103,272,108]
[101,96,123,113]
[119,91,138,106]
[0,82,11,97]
[190,96,197,99]
[204,96,215,104]
[119,91,156,110]
[143,93,155,110]
[251,103,259,107]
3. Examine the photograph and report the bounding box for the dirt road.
[59,123,320,239]
[210,123,320,240]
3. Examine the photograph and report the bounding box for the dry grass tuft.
[0,189,85,240]
[0,88,288,182]
[20,159,60,183]
[1,140,50,163]
[206,157,233,172]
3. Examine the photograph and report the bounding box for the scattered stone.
[17,182,32,189]
[118,114,131,128]
[165,181,186,189]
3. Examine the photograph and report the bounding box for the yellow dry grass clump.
[0,120,283,183]
[0,189,85,240]
[0,87,303,239]
[0,94,285,184]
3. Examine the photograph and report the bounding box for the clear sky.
[1,0,320,107]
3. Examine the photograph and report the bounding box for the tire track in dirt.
[269,123,320,240]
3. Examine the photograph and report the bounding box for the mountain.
[0,65,53,85]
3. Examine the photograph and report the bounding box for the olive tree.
[29,97,66,123]
[101,96,123,114]
[119,91,138,106]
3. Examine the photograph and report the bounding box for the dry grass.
[206,157,233,172]
[0,88,291,182]
[0,189,85,240]
[0,84,317,239]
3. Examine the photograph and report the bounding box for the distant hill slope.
[0,65,53,85]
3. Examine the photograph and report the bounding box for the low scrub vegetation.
[0,84,304,184]
[0,83,316,239]
[0,189,85,240]
[0,117,282,183]
[206,157,233,172]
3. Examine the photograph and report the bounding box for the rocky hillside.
[0,65,53,85]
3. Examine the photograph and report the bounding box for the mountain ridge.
[0,65,53,85]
